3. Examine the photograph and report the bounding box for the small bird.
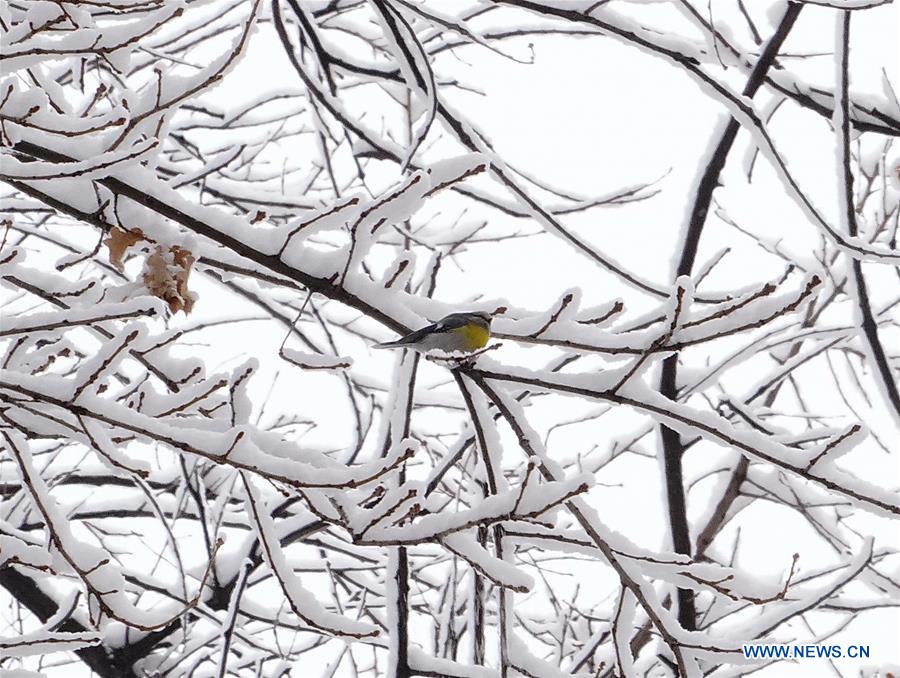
[374,311,493,354]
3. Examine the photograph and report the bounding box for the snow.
[0,536,53,570]
[0,298,160,337]
[241,472,377,638]
[0,628,100,658]
[367,472,592,543]
[3,429,193,630]
[2,0,898,675]
[612,588,637,677]
[442,532,533,591]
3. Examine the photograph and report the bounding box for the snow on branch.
[1,0,896,675]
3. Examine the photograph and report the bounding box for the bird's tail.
[373,339,410,349]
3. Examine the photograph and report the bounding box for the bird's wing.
[389,323,440,345]
[434,314,467,330]
[376,318,464,348]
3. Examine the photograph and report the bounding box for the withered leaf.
[104,227,144,270]
[142,244,197,314]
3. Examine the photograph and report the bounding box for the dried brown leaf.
[142,244,197,314]
[104,227,144,270]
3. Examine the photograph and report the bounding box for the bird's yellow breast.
[451,323,490,350]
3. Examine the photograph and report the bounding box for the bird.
[374,311,493,354]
